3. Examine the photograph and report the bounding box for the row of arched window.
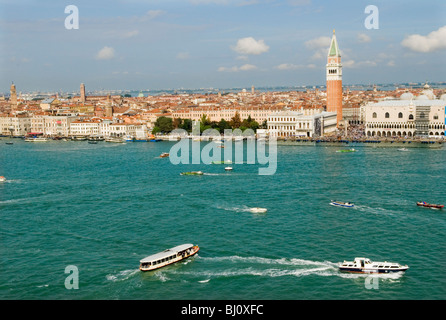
[372,112,440,120]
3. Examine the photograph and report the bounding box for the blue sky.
[1,0,445,92]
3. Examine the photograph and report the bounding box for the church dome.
[400,92,413,100]
[415,94,429,100]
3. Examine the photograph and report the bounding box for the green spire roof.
[328,30,340,57]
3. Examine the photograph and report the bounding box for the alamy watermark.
[364,5,379,30]
[168,122,277,175]
[64,5,79,30]
[64,265,79,289]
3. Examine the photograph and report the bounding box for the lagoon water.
[1,139,445,300]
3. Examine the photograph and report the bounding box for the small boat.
[180,171,204,176]
[24,137,49,142]
[5,142,13,145]
[224,166,233,171]
[105,137,125,143]
[212,160,232,165]
[249,207,267,213]
[139,244,200,272]
[330,200,354,208]
[398,148,409,151]
[339,257,409,274]
[336,148,357,153]
[0,176,6,182]
[160,153,169,158]
[416,201,444,209]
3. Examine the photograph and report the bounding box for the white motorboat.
[0,176,6,182]
[249,207,267,213]
[339,257,409,274]
[330,200,354,208]
[24,137,49,142]
[225,166,233,171]
[139,244,200,271]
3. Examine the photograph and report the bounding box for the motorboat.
[330,200,354,208]
[336,148,357,153]
[0,176,6,182]
[24,137,49,142]
[339,257,409,274]
[249,207,267,213]
[139,244,200,272]
[180,171,204,176]
[5,142,13,145]
[225,167,233,171]
[416,201,444,209]
[212,160,232,164]
[105,137,125,143]
[160,153,169,158]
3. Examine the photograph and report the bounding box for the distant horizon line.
[3,81,446,96]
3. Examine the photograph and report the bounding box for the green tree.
[217,119,232,133]
[180,118,192,132]
[230,112,242,128]
[155,116,173,133]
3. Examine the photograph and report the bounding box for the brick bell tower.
[326,29,343,126]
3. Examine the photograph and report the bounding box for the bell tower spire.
[326,29,343,126]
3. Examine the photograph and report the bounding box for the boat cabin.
[139,244,198,271]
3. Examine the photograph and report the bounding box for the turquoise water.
[1,139,445,300]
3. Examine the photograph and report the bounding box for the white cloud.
[342,60,377,68]
[232,37,269,55]
[276,63,303,70]
[218,64,257,72]
[176,52,190,60]
[357,33,371,43]
[401,26,446,53]
[305,36,331,60]
[96,46,115,60]
[146,10,165,20]
[305,36,331,49]
[276,63,317,70]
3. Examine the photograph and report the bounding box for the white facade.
[364,99,445,137]
[267,110,337,138]
[0,115,32,136]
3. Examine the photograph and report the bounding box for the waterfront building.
[0,114,31,136]
[364,95,446,137]
[326,30,343,126]
[267,109,337,138]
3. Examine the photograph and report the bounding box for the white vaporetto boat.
[24,137,49,142]
[339,257,409,274]
[139,244,200,271]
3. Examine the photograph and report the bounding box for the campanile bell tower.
[326,29,343,126]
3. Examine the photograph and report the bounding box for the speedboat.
[249,207,267,213]
[339,257,409,274]
[180,171,204,176]
[336,148,357,153]
[139,244,200,272]
[417,201,444,209]
[0,176,6,182]
[330,200,354,208]
[225,166,233,171]
[160,153,169,158]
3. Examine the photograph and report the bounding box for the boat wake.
[106,269,139,282]
[215,204,266,214]
[167,255,406,282]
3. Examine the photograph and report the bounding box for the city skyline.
[1,0,445,92]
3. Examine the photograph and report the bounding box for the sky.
[0,0,445,93]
